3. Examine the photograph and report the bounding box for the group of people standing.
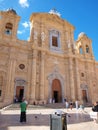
[65,100,85,111]
[19,97,98,123]
[65,100,79,110]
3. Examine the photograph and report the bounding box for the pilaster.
[30,49,37,101]
[75,58,81,100]
[39,52,45,100]
[27,53,32,100]
[6,58,16,101]
[69,57,75,100]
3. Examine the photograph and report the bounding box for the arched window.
[5,23,13,35]
[86,45,89,53]
[79,46,83,54]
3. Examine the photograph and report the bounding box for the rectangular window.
[52,36,58,47]
[49,30,61,53]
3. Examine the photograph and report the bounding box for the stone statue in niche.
[34,31,38,40]
[41,32,45,42]
[68,42,70,48]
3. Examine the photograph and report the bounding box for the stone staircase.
[44,103,65,108]
[2,102,92,110]
[84,102,92,107]
[3,103,66,110]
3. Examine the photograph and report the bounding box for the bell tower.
[0,8,20,40]
[76,32,94,59]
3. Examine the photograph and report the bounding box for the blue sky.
[0,0,98,60]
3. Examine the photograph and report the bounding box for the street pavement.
[0,104,98,130]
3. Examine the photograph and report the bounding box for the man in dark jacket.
[92,102,98,112]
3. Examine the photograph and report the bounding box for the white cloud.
[19,0,29,8]
[17,21,30,35]
[17,30,25,34]
[22,21,30,28]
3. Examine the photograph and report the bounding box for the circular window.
[19,64,25,70]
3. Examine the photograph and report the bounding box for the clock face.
[19,64,25,70]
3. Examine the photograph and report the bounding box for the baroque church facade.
[0,9,98,108]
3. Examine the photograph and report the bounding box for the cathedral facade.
[0,9,98,108]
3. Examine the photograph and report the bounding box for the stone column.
[69,57,75,100]
[39,52,45,100]
[30,50,37,102]
[75,58,81,101]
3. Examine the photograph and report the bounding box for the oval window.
[19,64,25,70]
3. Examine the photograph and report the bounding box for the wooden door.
[16,86,24,102]
[52,79,62,103]
[82,90,88,102]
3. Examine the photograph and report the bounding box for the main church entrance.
[82,89,88,103]
[14,78,26,102]
[16,86,24,102]
[52,79,62,103]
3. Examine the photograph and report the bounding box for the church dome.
[6,8,17,15]
[78,32,86,38]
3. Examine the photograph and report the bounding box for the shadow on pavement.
[0,112,93,129]
[67,113,93,124]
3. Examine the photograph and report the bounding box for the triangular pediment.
[30,12,75,30]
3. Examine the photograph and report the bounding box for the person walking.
[20,98,27,123]
[91,102,98,123]
[65,101,69,111]
[75,100,79,109]
[69,101,73,110]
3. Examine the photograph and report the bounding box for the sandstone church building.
[0,9,98,108]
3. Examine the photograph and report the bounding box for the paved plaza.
[0,104,98,130]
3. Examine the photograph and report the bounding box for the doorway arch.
[16,86,24,102]
[48,68,65,103]
[80,84,88,103]
[52,79,62,102]
[14,78,27,102]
